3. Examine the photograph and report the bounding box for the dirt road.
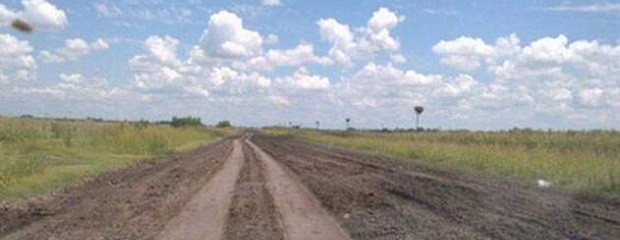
[1,134,619,239]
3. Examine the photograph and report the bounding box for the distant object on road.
[11,19,33,33]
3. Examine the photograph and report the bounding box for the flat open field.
[267,128,620,197]
[1,133,618,239]
[0,118,234,200]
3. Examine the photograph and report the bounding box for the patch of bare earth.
[0,138,232,240]
[252,134,620,240]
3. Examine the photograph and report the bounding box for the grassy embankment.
[0,117,234,201]
[265,128,620,196]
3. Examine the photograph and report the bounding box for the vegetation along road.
[1,130,619,239]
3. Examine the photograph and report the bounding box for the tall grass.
[0,117,235,200]
[266,128,620,196]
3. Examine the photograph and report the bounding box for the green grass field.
[0,117,235,201]
[265,128,620,197]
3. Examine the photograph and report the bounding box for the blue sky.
[1,0,619,130]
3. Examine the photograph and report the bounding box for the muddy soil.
[2,133,619,240]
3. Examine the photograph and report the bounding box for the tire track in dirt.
[223,140,285,240]
[157,139,245,240]
[158,135,352,240]
[159,135,352,240]
[246,139,352,240]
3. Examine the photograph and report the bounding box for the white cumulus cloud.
[280,67,330,90]
[0,33,37,86]
[430,33,620,127]
[200,10,263,58]
[432,36,495,71]
[364,7,404,52]
[317,7,405,67]
[0,0,68,30]
[40,38,109,63]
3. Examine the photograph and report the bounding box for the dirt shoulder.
[252,134,620,240]
[0,138,232,239]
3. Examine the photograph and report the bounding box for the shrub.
[215,120,232,128]
[170,116,202,127]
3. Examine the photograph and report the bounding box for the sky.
[1,0,619,130]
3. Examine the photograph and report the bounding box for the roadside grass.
[264,128,620,197]
[0,117,235,201]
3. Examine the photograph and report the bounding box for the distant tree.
[345,118,350,129]
[414,106,424,130]
[170,116,202,127]
[86,116,104,122]
[316,120,320,130]
[215,120,232,128]
[133,119,150,129]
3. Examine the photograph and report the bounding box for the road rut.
[157,140,244,240]
[247,139,351,240]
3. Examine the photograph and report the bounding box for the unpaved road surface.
[157,140,245,240]
[1,134,619,239]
